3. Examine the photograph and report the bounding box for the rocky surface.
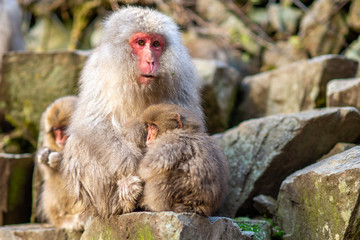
[194,58,241,132]
[81,212,249,240]
[276,146,360,240]
[299,0,348,57]
[0,51,88,136]
[320,142,357,160]
[0,223,82,240]
[252,195,277,217]
[235,55,358,122]
[327,78,360,111]
[215,107,360,217]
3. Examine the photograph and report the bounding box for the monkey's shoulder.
[156,130,208,144]
[151,131,221,157]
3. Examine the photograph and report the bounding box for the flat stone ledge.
[0,223,82,240]
[81,211,251,240]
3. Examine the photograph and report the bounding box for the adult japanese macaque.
[62,6,203,218]
[137,104,228,216]
[36,96,89,230]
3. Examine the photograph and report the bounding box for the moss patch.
[132,223,156,240]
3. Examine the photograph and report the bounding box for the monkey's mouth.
[141,74,156,79]
[139,75,156,85]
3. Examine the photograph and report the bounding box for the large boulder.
[235,55,358,122]
[327,78,360,111]
[276,146,360,240]
[215,107,360,217]
[81,211,249,240]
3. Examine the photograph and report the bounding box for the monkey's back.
[138,130,229,216]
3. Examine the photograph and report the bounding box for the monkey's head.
[141,103,205,146]
[101,6,191,88]
[44,96,77,151]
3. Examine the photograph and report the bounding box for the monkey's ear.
[175,113,183,128]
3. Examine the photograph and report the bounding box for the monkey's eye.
[138,40,145,46]
[52,126,66,132]
[153,41,160,47]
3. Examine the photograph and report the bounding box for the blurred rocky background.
[1,0,360,239]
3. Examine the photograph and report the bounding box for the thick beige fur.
[62,6,203,218]
[138,104,229,216]
[37,96,89,230]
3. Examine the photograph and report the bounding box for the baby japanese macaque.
[36,96,88,230]
[137,103,229,216]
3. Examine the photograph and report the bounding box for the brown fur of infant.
[137,103,229,216]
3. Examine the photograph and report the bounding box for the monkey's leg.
[110,175,144,214]
[140,176,172,212]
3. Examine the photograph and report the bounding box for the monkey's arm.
[62,124,143,217]
[138,134,193,179]
[122,119,147,150]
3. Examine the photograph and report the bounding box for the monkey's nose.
[146,58,155,72]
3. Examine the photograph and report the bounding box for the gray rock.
[215,107,360,217]
[236,55,358,122]
[276,146,360,240]
[194,58,241,133]
[253,195,277,217]
[0,153,33,225]
[299,0,348,57]
[327,78,360,110]
[81,211,250,240]
[0,224,82,240]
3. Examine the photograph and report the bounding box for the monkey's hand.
[112,175,144,214]
[37,147,52,166]
[37,147,62,171]
[122,119,147,150]
[48,151,63,170]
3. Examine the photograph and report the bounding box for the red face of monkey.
[52,126,68,149]
[146,123,158,147]
[129,33,165,85]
